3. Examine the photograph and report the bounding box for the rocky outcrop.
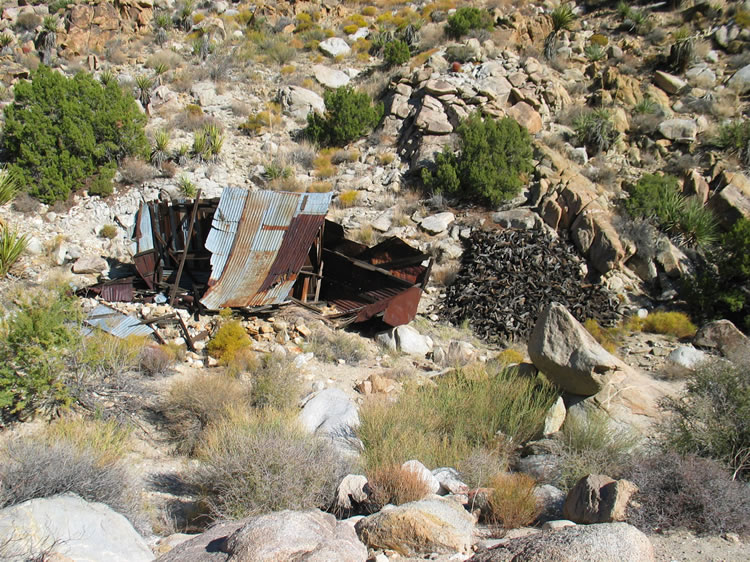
[376,324,434,356]
[562,475,638,524]
[0,493,152,562]
[694,319,749,362]
[62,1,152,56]
[158,510,367,562]
[469,522,654,562]
[708,171,750,227]
[278,86,325,121]
[298,388,359,455]
[355,496,475,557]
[528,303,626,396]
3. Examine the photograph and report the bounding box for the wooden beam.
[169,190,202,306]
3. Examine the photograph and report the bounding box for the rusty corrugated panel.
[134,250,157,289]
[85,304,154,339]
[135,202,154,253]
[200,189,332,309]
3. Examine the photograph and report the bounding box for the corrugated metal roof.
[85,304,154,339]
[200,189,332,309]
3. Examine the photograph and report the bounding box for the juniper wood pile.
[439,229,620,343]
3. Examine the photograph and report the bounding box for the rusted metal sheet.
[85,304,154,339]
[134,250,157,290]
[200,189,332,309]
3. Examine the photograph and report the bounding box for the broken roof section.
[200,188,332,309]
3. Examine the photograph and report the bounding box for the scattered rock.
[528,303,626,396]
[727,63,750,94]
[667,345,709,370]
[470,522,654,561]
[355,496,475,557]
[653,70,687,94]
[507,101,543,134]
[492,209,544,230]
[336,475,369,513]
[535,484,566,521]
[420,211,455,234]
[278,85,325,121]
[432,467,469,495]
[319,37,351,57]
[541,520,576,530]
[694,319,749,361]
[543,396,566,435]
[658,118,698,142]
[402,460,441,495]
[376,325,434,356]
[0,493,152,562]
[562,474,638,524]
[72,254,108,274]
[312,64,350,89]
[708,171,750,227]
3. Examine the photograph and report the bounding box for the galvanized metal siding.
[200,190,332,309]
[85,304,154,338]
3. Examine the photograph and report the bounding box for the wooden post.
[169,190,202,306]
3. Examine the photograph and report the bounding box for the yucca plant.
[135,75,153,108]
[0,224,29,277]
[584,43,606,62]
[573,109,619,154]
[0,32,13,49]
[153,63,169,85]
[669,28,694,74]
[633,96,657,115]
[177,144,191,166]
[38,16,58,65]
[0,167,20,206]
[150,129,171,170]
[178,175,197,198]
[676,197,719,247]
[176,0,195,32]
[98,68,115,86]
[545,4,576,60]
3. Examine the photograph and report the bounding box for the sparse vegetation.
[633,311,697,338]
[488,473,540,529]
[366,464,431,508]
[0,224,28,277]
[445,7,492,38]
[422,113,533,206]
[98,224,118,239]
[573,108,619,155]
[206,320,251,363]
[305,326,368,364]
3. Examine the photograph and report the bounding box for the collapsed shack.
[438,228,621,343]
[81,188,431,329]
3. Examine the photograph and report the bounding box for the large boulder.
[318,37,351,57]
[376,324,434,357]
[468,522,654,561]
[562,474,638,524]
[420,211,455,234]
[694,319,749,362]
[658,118,698,142]
[278,85,325,121]
[0,493,153,562]
[355,496,475,557]
[312,64,350,89]
[298,388,359,447]
[225,510,367,561]
[571,204,628,274]
[708,171,750,227]
[528,303,627,395]
[158,509,367,562]
[508,101,543,135]
[727,62,750,94]
[402,460,441,495]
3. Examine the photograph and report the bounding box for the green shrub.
[421,113,533,206]
[573,108,619,155]
[206,320,250,363]
[305,86,383,147]
[304,326,368,364]
[357,362,557,471]
[0,224,28,277]
[661,360,749,480]
[87,162,116,198]
[625,452,750,535]
[683,218,750,330]
[624,174,718,247]
[178,175,197,198]
[249,353,301,410]
[556,410,640,490]
[188,409,345,521]
[445,7,492,38]
[383,39,411,66]
[715,119,750,166]
[634,311,697,338]
[0,286,81,422]
[1,66,148,203]
[99,224,117,239]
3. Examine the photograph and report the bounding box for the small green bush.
[0,224,28,277]
[383,39,411,66]
[422,113,533,206]
[637,311,697,338]
[573,108,619,155]
[624,173,718,247]
[306,86,383,147]
[661,360,750,480]
[0,286,81,421]
[206,320,250,363]
[358,362,557,471]
[1,66,149,203]
[445,7,492,38]
[715,119,750,167]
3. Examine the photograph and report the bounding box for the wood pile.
[438,229,621,343]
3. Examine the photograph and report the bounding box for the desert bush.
[573,109,619,155]
[172,103,211,131]
[488,473,540,529]
[366,464,431,508]
[138,344,177,376]
[44,416,131,466]
[583,318,623,353]
[98,224,118,239]
[358,362,557,471]
[683,218,750,330]
[661,360,749,480]
[120,156,157,186]
[305,326,368,364]
[76,332,146,378]
[623,173,718,247]
[336,189,359,207]
[457,447,510,488]
[715,119,750,167]
[15,12,42,31]
[0,438,142,529]
[206,320,250,363]
[446,7,492,38]
[625,452,750,535]
[188,410,346,521]
[422,113,533,207]
[313,150,337,178]
[634,311,696,338]
[0,286,80,421]
[306,86,383,147]
[384,39,411,66]
[556,410,640,490]
[2,66,148,203]
[249,353,301,410]
[162,373,252,454]
[0,224,28,277]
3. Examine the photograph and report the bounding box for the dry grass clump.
[305,326,369,364]
[99,224,118,239]
[77,332,148,378]
[308,180,333,193]
[248,353,302,410]
[313,150,337,178]
[139,343,179,376]
[633,311,697,339]
[337,189,360,208]
[583,318,624,354]
[366,464,431,508]
[458,448,511,489]
[119,156,157,186]
[187,409,346,522]
[488,473,540,529]
[162,372,252,455]
[358,363,557,471]
[170,103,215,132]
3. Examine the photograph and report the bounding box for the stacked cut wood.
[438,229,621,343]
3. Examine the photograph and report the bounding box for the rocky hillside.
[0,0,748,560]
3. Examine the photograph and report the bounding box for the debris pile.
[438,229,620,343]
